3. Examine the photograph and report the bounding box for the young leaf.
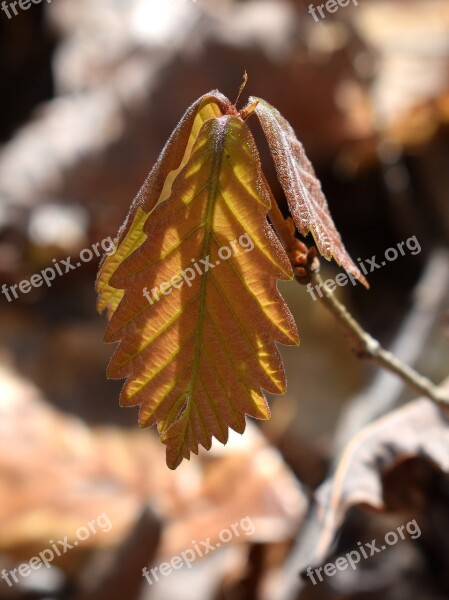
[249,97,368,287]
[98,88,371,469]
[104,114,299,469]
[96,91,230,318]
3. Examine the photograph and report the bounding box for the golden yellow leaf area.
[96,94,227,319]
[104,114,299,469]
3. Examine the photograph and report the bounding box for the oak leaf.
[250,96,368,287]
[101,112,299,469]
[96,91,230,319]
[97,89,367,469]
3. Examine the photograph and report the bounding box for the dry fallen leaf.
[309,378,449,568]
[0,365,307,572]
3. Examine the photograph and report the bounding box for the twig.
[268,202,449,407]
[310,271,449,406]
[333,248,449,455]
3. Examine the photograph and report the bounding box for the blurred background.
[0,0,448,599]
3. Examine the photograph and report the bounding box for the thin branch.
[310,271,449,406]
[268,203,449,407]
[332,248,449,455]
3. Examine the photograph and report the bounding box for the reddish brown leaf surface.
[249,96,368,287]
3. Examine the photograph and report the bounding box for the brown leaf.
[96,90,230,318]
[311,378,449,567]
[0,366,306,573]
[249,96,368,287]
[104,113,299,469]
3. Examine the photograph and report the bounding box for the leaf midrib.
[186,119,227,411]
